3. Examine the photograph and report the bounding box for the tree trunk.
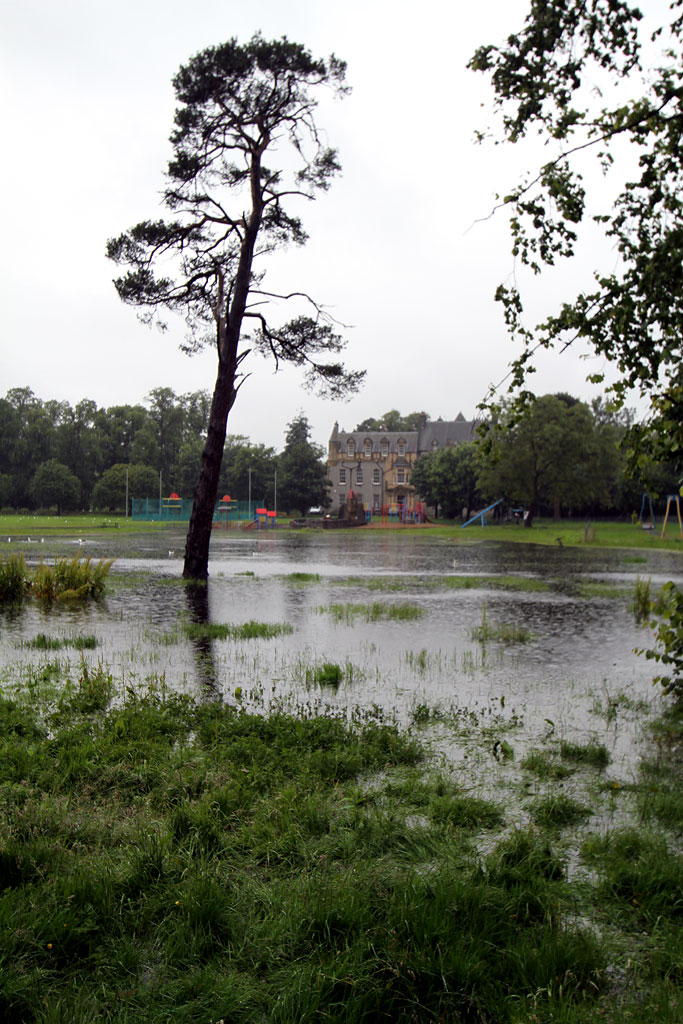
[183,359,236,579]
[182,153,262,580]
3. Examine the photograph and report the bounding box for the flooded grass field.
[1,527,682,1021]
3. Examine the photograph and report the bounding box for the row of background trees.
[1,387,677,520]
[407,396,678,523]
[0,387,328,516]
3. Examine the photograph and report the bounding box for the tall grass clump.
[631,575,652,622]
[32,556,114,602]
[560,739,611,769]
[0,551,29,602]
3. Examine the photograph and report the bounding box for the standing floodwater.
[3,530,681,782]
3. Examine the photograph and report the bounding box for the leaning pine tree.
[107,36,363,578]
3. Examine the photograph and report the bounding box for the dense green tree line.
[0,386,210,513]
[0,389,327,517]
[409,396,679,522]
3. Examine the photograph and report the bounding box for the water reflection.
[184,582,221,700]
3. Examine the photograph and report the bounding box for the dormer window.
[347,439,355,456]
[380,440,389,458]
[364,439,372,458]
[432,439,439,450]
[397,439,406,457]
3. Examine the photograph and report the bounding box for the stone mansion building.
[327,414,477,514]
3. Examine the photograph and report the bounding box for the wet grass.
[340,573,552,593]
[307,661,343,687]
[319,600,426,622]
[0,553,113,604]
[184,620,294,641]
[470,604,533,645]
[280,571,321,583]
[23,633,98,651]
[560,739,611,768]
[0,663,680,1021]
[575,580,631,599]
[0,679,616,1024]
[531,793,593,828]
[0,513,174,536]
[521,749,576,780]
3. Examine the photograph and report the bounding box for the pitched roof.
[417,418,477,449]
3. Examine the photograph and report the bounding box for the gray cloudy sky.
[1,0,624,449]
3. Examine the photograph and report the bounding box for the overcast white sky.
[1,0,637,450]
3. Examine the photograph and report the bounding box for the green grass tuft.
[560,739,611,768]
[185,620,294,641]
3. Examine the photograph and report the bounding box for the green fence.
[131,498,254,523]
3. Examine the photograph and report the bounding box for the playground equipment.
[380,502,426,524]
[216,494,238,527]
[162,492,182,518]
[252,508,278,529]
[661,494,683,539]
[462,498,503,528]
[639,493,656,530]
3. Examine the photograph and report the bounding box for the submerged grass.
[23,633,98,651]
[471,604,533,645]
[319,600,425,623]
[184,620,294,641]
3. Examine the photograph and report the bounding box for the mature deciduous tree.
[91,464,158,513]
[107,35,363,578]
[412,443,482,519]
[31,460,81,515]
[470,0,683,475]
[355,410,428,432]
[477,395,615,525]
[218,435,277,508]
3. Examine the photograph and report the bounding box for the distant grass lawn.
[388,517,683,552]
[0,514,176,537]
[0,513,681,552]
